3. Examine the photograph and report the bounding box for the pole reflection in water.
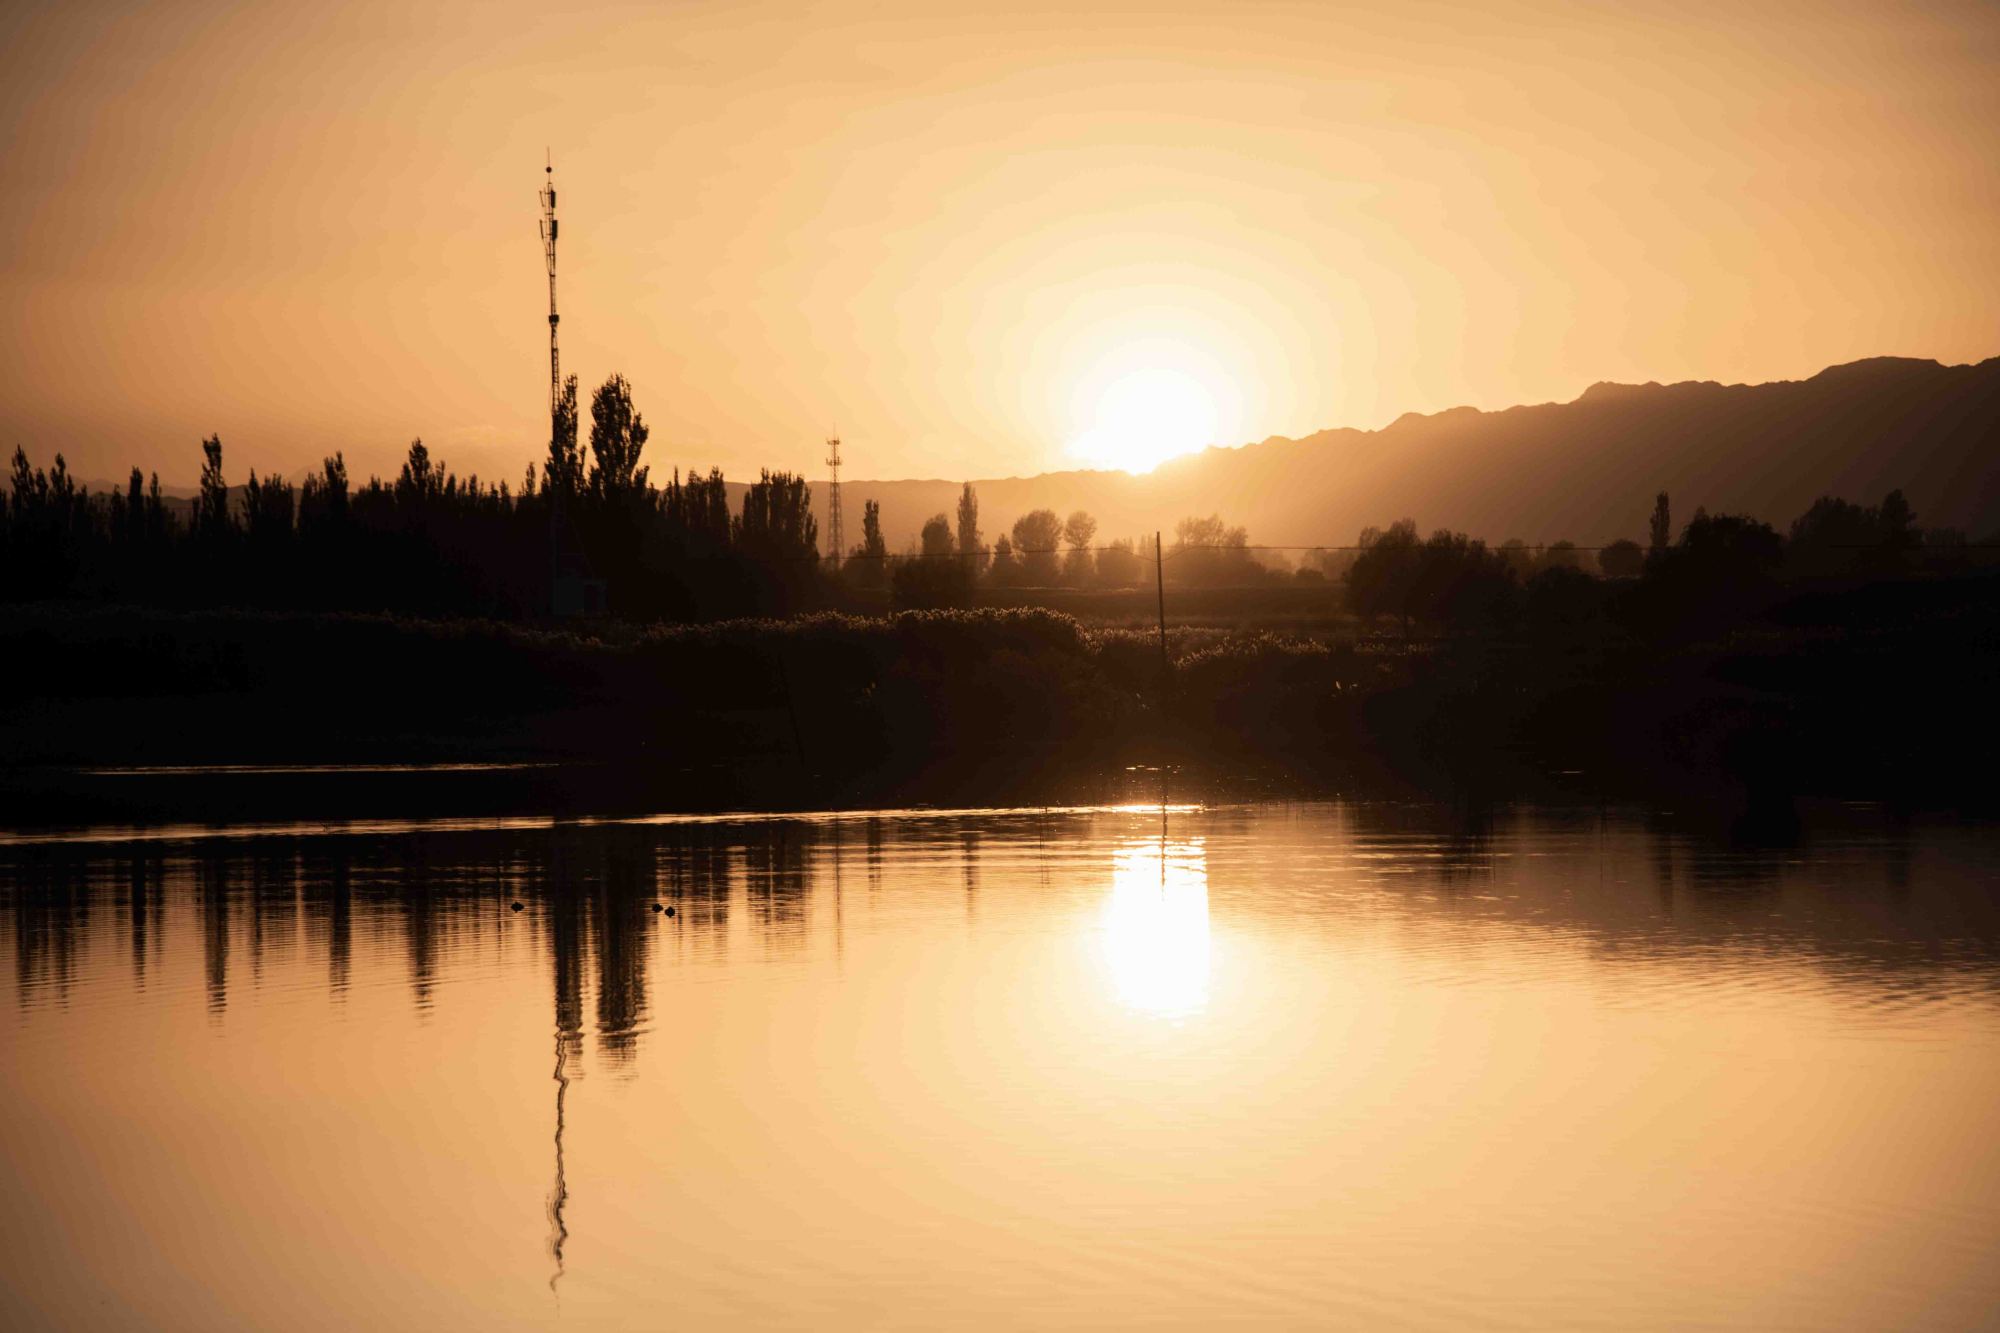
[1099,836,1210,1018]
[546,1026,569,1291]
[546,877,588,1292]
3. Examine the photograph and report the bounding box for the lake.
[5,800,1999,1330]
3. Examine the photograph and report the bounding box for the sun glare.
[1067,365,1223,474]
[1099,838,1211,1018]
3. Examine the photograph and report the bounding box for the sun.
[1068,365,1223,474]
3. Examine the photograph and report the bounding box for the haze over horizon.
[6,0,1998,488]
[8,11,2000,1327]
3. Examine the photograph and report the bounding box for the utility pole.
[825,433,844,569]
[1155,531,1170,684]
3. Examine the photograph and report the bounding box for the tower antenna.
[539,152,560,424]
[825,430,844,569]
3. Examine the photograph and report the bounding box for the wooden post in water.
[1155,531,1169,688]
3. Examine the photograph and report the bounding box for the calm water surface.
[5,801,1999,1330]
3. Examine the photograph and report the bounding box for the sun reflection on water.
[1099,837,1210,1018]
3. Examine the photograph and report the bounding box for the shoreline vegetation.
[5,374,1995,826]
[6,553,1994,827]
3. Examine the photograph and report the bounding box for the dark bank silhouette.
[1,491,1995,815]
[4,356,1999,815]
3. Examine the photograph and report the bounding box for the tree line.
[2,374,822,620]
[866,492,1269,608]
[3,366,1980,626]
[1,369,1287,619]
[1338,488,1974,637]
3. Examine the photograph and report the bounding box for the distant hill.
[80,479,198,502]
[806,356,2000,554]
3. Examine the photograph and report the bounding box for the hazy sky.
[4,0,1996,486]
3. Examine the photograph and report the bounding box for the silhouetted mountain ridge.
[813,355,1999,552]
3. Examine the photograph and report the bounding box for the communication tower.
[539,154,561,422]
[824,433,845,568]
[538,155,605,616]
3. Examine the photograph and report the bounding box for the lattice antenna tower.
[824,431,844,568]
[539,152,561,422]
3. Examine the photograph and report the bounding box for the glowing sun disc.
[1068,366,1221,473]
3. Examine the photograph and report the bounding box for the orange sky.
[3,0,1995,487]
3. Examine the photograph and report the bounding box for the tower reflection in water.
[1099,836,1210,1018]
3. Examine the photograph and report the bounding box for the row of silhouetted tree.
[871,493,1263,608]
[1,374,822,620]
[1340,488,1972,636]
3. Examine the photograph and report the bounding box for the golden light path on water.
[1099,838,1212,1018]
